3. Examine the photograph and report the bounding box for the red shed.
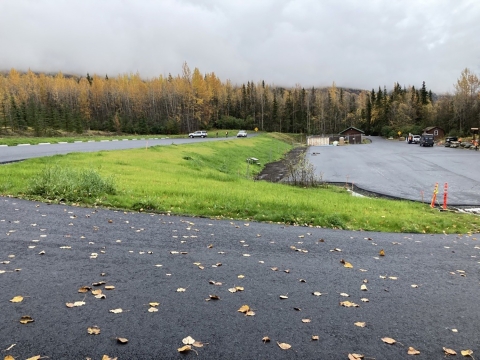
[422,126,445,140]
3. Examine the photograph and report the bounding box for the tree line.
[0,63,478,137]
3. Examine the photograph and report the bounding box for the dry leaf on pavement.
[379,249,385,256]
[461,349,473,357]
[109,308,123,313]
[10,296,24,303]
[348,354,364,360]
[19,316,34,324]
[340,301,359,307]
[177,345,192,353]
[238,305,250,313]
[117,337,128,344]
[182,336,196,345]
[443,347,457,355]
[277,342,292,350]
[407,346,420,355]
[354,322,366,327]
[340,259,353,268]
[87,326,101,335]
[262,336,270,343]
[311,335,319,340]
[382,337,396,344]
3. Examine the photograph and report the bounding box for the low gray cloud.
[1,0,479,93]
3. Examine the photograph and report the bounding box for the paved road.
[0,136,240,164]
[308,137,480,206]
[1,197,479,359]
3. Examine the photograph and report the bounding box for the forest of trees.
[0,63,479,137]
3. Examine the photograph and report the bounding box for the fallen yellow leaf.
[379,249,385,256]
[149,302,160,307]
[408,346,420,355]
[238,305,250,313]
[302,319,311,323]
[354,322,366,327]
[340,301,359,307]
[461,349,473,357]
[10,296,24,303]
[262,336,270,343]
[19,315,34,324]
[348,354,364,360]
[109,308,123,314]
[117,337,128,344]
[87,326,101,335]
[311,335,319,340]
[182,336,195,345]
[177,345,191,353]
[26,356,41,360]
[102,356,118,360]
[4,355,15,360]
[382,337,396,345]
[443,347,457,355]
[277,342,292,350]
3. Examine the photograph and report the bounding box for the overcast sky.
[1,0,479,93]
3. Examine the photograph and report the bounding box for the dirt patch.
[256,147,306,182]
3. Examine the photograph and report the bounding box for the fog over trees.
[1,63,479,137]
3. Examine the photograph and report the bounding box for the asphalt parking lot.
[307,136,480,206]
[1,197,480,359]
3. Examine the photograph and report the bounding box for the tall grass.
[27,165,116,202]
[1,134,479,233]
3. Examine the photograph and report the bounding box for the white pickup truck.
[407,134,421,144]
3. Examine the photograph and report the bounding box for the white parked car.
[236,130,247,137]
[189,130,207,138]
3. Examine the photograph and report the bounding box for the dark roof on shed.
[339,126,365,134]
[423,126,444,132]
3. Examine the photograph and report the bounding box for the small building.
[423,126,445,140]
[339,126,364,144]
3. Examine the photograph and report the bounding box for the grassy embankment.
[1,133,479,233]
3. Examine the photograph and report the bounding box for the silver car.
[236,130,247,137]
[189,131,207,138]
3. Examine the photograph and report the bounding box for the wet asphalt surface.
[1,197,480,359]
[308,137,480,206]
